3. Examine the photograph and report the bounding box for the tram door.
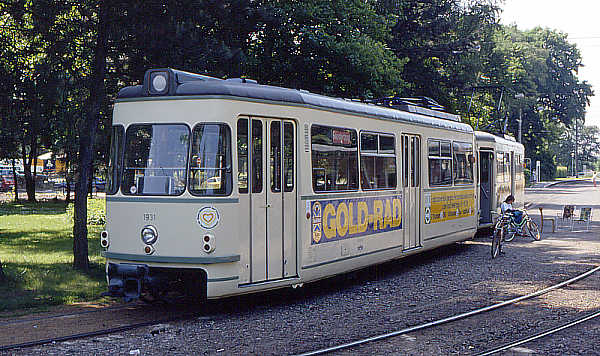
[240,118,297,283]
[510,152,516,197]
[479,151,493,224]
[402,134,421,250]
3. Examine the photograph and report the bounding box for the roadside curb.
[528,178,587,189]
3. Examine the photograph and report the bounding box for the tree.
[250,0,406,98]
[72,0,109,271]
[379,0,502,108]
[0,0,81,202]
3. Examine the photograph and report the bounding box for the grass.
[0,198,107,313]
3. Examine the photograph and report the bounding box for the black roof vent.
[225,78,258,84]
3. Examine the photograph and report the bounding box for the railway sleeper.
[105,263,207,303]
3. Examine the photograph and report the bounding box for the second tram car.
[475,131,525,227]
[102,68,524,301]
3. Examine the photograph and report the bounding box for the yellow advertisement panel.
[424,189,475,224]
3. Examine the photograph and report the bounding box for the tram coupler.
[105,263,149,302]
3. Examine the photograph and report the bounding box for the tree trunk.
[88,164,93,198]
[21,141,37,202]
[0,261,5,284]
[73,1,108,271]
[11,159,19,202]
[66,173,72,204]
[65,153,72,204]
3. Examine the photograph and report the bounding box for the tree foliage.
[0,0,595,265]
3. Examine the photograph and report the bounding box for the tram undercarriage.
[106,263,207,302]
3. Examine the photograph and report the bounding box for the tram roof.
[117,68,473,133]
[475,131,523,148]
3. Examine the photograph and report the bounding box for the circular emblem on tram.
[197,206,220,229]
[424,207,431,224]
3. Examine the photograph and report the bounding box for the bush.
[66,198,106,226]
[556,166,568,178]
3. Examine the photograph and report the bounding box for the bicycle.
[491,209,541,258]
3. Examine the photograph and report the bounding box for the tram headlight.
[141,225,158,245]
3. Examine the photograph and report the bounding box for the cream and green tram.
[475,131,525,227]
[102,68,478,301]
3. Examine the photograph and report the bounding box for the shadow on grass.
[0,261,106,312]
[0,201,67,216]
[0,200,106,312]
[0,229,72,246]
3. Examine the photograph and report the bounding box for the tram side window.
[237,119,248,193]
[107,125,124,195]
[122,124,189,196]
[283,122,294,192]
[504,153,510,182]
[360,133,396,190]
[516,154,523,174]
[189,124,232,196]
[452,141,474,185]
[236,119,266,194]
[428,139,452,186]
[497,152,504,183]
[311,125,358,192]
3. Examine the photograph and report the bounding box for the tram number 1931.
[143,213,156,221]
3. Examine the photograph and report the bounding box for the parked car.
[53,178,105,192]
[0,176,14,192]
[54,180,67,190]
[93,177,106,192]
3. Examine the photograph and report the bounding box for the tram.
[475,131,525,227]
[101,68,523,301]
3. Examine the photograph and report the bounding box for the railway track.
[0,302,144,327]
[295,265,600,356]
[0,301,203,352]
[1,265,598,354]
[475,309,600,356]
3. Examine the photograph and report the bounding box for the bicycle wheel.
[504,226,516,242]
[491,226,503,258]
[527,220,541,241]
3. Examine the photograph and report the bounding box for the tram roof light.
[143,68,223,96]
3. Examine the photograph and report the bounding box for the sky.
[501,0,600,127]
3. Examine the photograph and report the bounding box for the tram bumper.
[105,263,150,302]
[104,262,208,302]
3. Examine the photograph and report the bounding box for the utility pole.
[517,107,522,143]
[575,118,579,177]
[515,93,525,142]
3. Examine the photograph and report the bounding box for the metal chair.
[556,205,575,228]
[571,207,592,231]
[538,207,556,233]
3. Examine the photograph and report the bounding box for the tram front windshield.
[121,124,190,196]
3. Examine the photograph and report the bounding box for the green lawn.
[0,199,107,312]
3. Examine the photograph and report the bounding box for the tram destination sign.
[311,195,402,244]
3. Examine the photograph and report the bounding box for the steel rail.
[0,311,198,352]
[475,309,600,356]
[0,302,145,327]
[295,265,600,356]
